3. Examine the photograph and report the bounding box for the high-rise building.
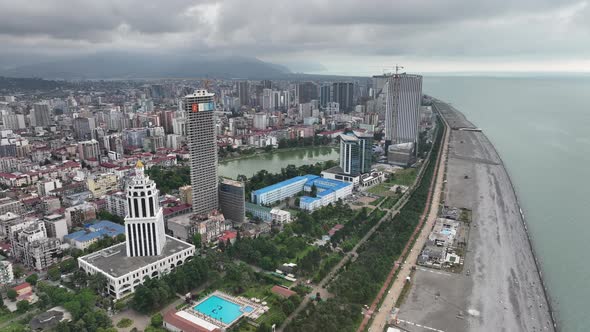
[385,74,423,147]
[237,81,250,107]
[253,113,268,130]
[124,161,167,256]
[183,90,218,215]
[32,102,52,127]
[73,117,96,140]
[339,131,373,176]
[262,88,272,110]
[296,82,318,104]
[320,84,332,107]
[332,82,354,112]
[219,178,245,223]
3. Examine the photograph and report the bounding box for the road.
[367,109,450,331]
[278,170,422,331]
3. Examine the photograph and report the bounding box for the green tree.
[150,313,163,327]
[7,288,17,301]
[48,267,61,281]
[25,273,39,286]
[16,300,30,313]
[192,233,202,249]
[12,265,24,279]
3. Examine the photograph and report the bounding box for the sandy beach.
[395,101,555,332]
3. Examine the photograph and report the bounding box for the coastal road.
[367,108,450,332]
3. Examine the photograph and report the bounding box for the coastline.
[395,100,556,332]
[482,126,558,331]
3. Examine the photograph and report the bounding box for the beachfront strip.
[250,174,352,211]
[164,291,267,332]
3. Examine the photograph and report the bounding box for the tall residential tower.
[385,74,423,147]
[183,90,218,215]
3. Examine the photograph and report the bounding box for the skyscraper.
[296,82,318,104]
[183,90,218,215]
[32,102,52,127]
[332,82,354,112]
[339,131,373,176]
[237,81,250,107]
[385,74,422,149]
[124,161,167,256]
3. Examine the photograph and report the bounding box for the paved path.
[278,179,416,331]
[365,113,450,332]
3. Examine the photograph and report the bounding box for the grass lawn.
[389,168,418,186]
[0,311,18,325]
[3,322,26,332]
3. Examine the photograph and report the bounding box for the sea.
[424,76,590,332]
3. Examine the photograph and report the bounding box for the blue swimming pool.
[193,295,243,324]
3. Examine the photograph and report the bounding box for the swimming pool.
[193,295,244,324]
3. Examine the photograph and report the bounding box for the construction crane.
[382,64,405,76]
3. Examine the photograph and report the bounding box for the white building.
[78,161,195,299]
[0,260,13,285]
[270,208,291,224]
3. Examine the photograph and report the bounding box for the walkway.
[365,112,450,332]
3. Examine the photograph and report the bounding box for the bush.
[116,318,133,328]
[16,300,30,313]
[151,313,163,327]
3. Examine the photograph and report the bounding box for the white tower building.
[124,160,167,257]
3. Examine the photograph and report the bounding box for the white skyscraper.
[124,161,167,256]
[385,74,423,146]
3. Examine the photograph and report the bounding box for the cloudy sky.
[1,0,589,75]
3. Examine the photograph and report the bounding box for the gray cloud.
[0,0,589,73]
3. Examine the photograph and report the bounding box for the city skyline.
[0,1,589,76]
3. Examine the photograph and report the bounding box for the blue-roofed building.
[251,174,353,211]
[64,220,125,250]
[251,175,318,205]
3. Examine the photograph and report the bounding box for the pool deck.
[188,291,267,329]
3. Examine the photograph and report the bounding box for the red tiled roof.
[163,309,221,332]
[271,285,296,298]
[13,282,31,291]
[163,204,191,216]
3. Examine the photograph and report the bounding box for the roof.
[14,282,31,291]
[64,220,124,243]
[271,285,296,298]
[252,175,318,196]
[304,177,352,192]
[163,309,221,332]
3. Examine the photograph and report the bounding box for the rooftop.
[252,175,318,196]
[79,236,193,278]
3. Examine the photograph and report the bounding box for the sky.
[1,0,589,76]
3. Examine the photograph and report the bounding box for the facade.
[339,131,373,176]
[218,178,245,223]
[78,162,195,299]
[0,197,24,215]
[106,191,128,218]
[178,185,192,205]
[32,102,52,127]
[237,81,249,106]
[86,173,118,198]
[387,142,416,167]
[167,211,226,243]
[270,208,291,224]
[184,90,218,215]
[124,161,167,257]
[77,139,100,161]
[331,82,354,112]
[43,214,68,240]
[251,176,311,205]
[385,74,423,149]
[64,203,96,228]
[253,112,267,130]
[0,260,13,284]
[37,179,62,196]
[11,221,62,271]
[296,82,318,104]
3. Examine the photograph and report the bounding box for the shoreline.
[482,129,558,331]
[395,100,556,332]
